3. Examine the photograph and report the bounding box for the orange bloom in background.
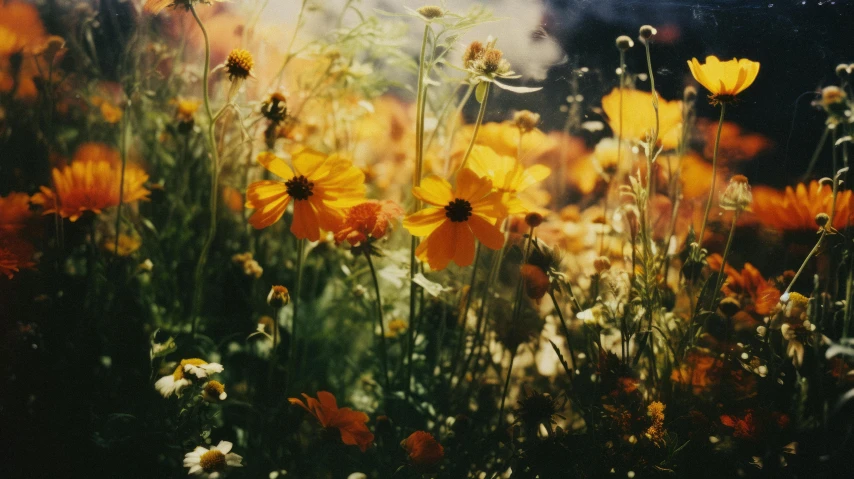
[699,120,771,163]
[466,145,551,214]
[31,143,150,222]
[707,254,781,316]
[601,88,683,149]
[404,169,507,270]
[751,181,854,231]
[334,200,403,246]
[92,96,123,124]
[0,192,35,234]
[402,431,444,468]
[221,186,244,213]
[245,148,366,240]
[687,56,760,104]
[671,349,721,395]
[289,391,374,452]
[0,236,35,279]
[454,121,555,161]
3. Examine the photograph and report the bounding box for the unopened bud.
[267,285,290,308]
[615,35,634,51]
[639,25,657,41]
[525,212,544,228]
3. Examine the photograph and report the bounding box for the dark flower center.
[444,198,472,222]
[286,175,314,200]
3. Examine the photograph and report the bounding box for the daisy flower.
[183,440,243,478]
[154,358,224,398]
[404,169,508,270]
[245,148,366,241]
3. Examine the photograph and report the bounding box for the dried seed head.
[525,211,544,228]
[719,174,752,212]
[513,110,541,133]
[815,212,830,227]
[836,63,850,80]
[225,48,254,80]
[593,256,611,273]
[615,35,634,51]
[639,25,657,41]
[416,5,445,20]
[821,85,846,106]
[481,48,504,74]
[463,41,485,67]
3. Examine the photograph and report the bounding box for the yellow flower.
[600,88,683,148]
[466,145,550,214]
[404,169,507,270]
[245,147,366,241]
[687,56,760,105]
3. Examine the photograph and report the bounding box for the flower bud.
[683,85,698,103]
[593,256,611,273]
[525,212,544,228]
[815,212,830,227]
[639,25,657,41]
[267,285,290,308]
[615,35,634,51]
[836,63,850,80]
[416,5,445,20]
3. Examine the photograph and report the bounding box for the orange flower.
[707,254,780,316]
[671,349,721,395]
[245,148,366,240]
[403,169,507,270]
[334,200,403,246]
[0,236,35,279]
[288,391,374,452]
[402,431,444,468]
[751,181,854,231]
[31,143,150,221]
[601,88,683,149]
[0,192,35,234]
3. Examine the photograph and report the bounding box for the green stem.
[458,82,490,172]
[365,251,391,392]
[497,348,517,427]
[450,244,481,381]
[548,290,576,379]
[698,104,726,251]
[708,210,740,313]
[190,5,221,336]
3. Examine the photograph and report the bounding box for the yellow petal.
[257,152,294,180]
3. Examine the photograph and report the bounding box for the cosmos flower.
[31,143,150,222]
[288,391,374,452]
[402,431,444,469]
[154,358,224,398]
[600,88,684,149]
[466,145,551,214]
[403,169,507,270]
[183,440,242,478]
[687,56,760,105]
[751,181,854,231]
[333,200,404,246]
[245,148,366,240]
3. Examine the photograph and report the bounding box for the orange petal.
[468,214,505,250]
[291,200,321,241]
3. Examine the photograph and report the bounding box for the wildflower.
[289,391,374,452]
[593,256,611,273]
[101,234,142,256]
[719,174,752,212]
[245,148,366,241]
[31,143,150,222]
[816,86,851,125]
[267,285,290,308]
[0,192,35,234]
[645,401,666,446]
[174,97,200,131]
[514,389,565,434]
[638,25,657,41]
[144,0,227,15]
[601,88,684,148]
[687,55,760,105]
[96,99,122,124]
[385,319,408,338]
[513,110,541,134]
[466,145,551,214]
[521,264,550,301]
[415,5,445,20]
[0,237,35,279]
[615,35,634,50]
[751,181,854,231]
[260,92,288,123]
[231,252,263,278]
[333,200,404,247]
[402,431,444,469]
[224,48,253,81]
[525,212,544,228]
[183,440,243,478]
[671,348,721,395]
[202,380,227,402]
[462,40,541,94]
[403,168,507,270]
[154,358,224,398]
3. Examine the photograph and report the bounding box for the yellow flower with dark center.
[225,48,254,81]
[245,148,366,240]
[465,145,550,214]
[687,55,760,105]
[404,169,508,270]
[601,88,683,148]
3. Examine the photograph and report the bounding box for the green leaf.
[475,81,487,103]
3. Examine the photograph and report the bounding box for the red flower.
[334,200,403,246]
[289,391,374,452]
[402,431,444,468]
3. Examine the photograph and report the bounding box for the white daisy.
[154,374,191,398]
[184,360,224,379]
[154,358,224,398]
[202,381,228,402]
[183,440,243,478]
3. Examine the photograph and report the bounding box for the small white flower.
[154,359,224,398]
[155,374,191,398]
[184,440,243,478]
[184,361,224,379]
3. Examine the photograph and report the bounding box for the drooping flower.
[289,391,374,452]
[600,88,684,149]
[719,174,752,212]
[751,181,854,231]
[154,358,224,398]
[183,440,243,478]
[403,169,507,270]
[687,56,760,105]
[466,145,551,214]
[144,0,227,15]
[334,200,404,246]
[245,148,366,240]
[31,143,150,222]
[462,40,541,94]
[201,380,227,402]
[402,431,444,469]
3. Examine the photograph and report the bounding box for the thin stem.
[450,244,481,381]
[800,126,830,182]
[783,231,826,298]
[289,238,307,389]
[190,5,221,336]
[549,290,576,379]
[708,211,740,312]
[113,99,130,257]
[365,251,391,392]
[267,306,281,391]
[497,349,517,427]
[698,104,726,251]
[458,82,490,172]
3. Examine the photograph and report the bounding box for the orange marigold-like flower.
[707,254,780,316]
[601,88,683,149]
[671,348,721,395]
[245,148,366,241]
[403,169,508,270]
[0,192,35,234]
[288,391,374,452]
[334,200,403,246]
[402,431,444,468]
[0,236,35,279]
[30,143,150,222]
[751,181,854,231]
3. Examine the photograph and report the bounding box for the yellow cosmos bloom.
[601,88,683,149]
[404,169,508,270]
[466,145,550,214]
[687,56,760,104]
[245,148,366,241]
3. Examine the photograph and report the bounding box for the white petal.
[216,441,233,454]
[226,453,243,466]
[188,465,202,475]
[219,392,227,400]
